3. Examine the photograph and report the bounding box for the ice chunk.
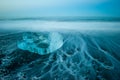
[17,32,63,55]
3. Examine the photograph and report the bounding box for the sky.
[0,0,120,18]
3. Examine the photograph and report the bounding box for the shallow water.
[0,30,120,80]
[0,19,120,80]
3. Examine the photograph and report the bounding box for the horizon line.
[0,16,120,22]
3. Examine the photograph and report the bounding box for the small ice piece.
[17,32,63,55]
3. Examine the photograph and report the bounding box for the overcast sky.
[0,0,120,18]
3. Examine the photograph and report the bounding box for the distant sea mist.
[0,17,120,32]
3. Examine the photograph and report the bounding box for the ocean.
[0,18,120,80]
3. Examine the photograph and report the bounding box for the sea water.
[0,19,120,80]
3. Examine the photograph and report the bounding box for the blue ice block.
[17,32,63,55]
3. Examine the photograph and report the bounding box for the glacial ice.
[17,32,63,55]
